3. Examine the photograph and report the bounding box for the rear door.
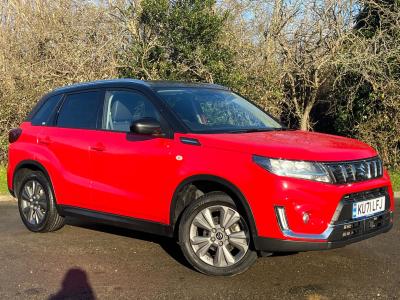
[39,90,103,207]
[88,89,177,223]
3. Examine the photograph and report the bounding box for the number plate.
[352,196,385,219]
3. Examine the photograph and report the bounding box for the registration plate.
[352,196,385,219]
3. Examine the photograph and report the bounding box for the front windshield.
[157,88,282,133]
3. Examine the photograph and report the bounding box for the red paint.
[8,122,394,241]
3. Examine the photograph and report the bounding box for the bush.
[0,0,122,161]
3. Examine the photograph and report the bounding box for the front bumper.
[245,165,395,239]
[254,213,393,252]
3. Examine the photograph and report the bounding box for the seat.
[110,100,132,132]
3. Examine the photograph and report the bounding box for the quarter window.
[101,90,160,132]
[31,94,63,126]
[57,91,102,129]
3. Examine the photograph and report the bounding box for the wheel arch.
[170,174,258,239]
[12,160,53,197]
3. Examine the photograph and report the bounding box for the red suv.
[7,80,394,276]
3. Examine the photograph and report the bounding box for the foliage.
[330,0,400,168]
[0,0,123,161]
[0,165,7,195]
[390,170,400,192]
[118,0,236,85]
[355,0,400,36]
[0,0,399,169]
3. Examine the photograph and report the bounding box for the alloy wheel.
[20,180,47,225]
[189,205,250,268]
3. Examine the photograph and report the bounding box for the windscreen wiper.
[228,127,293,133]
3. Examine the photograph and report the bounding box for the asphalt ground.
[0,198,398,300]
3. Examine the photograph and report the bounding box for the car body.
[7,79,394,275]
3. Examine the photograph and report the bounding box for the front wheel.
[179,192,257,276]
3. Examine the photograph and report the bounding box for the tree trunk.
[300,104,313,131]
[300,114,309,131]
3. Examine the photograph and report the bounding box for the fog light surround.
[275,207,289,230]
[274,206,334,240]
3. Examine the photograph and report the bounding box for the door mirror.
[130,118,162,135]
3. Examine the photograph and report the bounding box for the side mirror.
[130,118,162,135]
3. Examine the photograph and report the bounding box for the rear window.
[31,94,63,126]
[57,91,102,129]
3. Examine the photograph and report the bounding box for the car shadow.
[65,217,194,271]
[48,268,96,300]
[270,252,298,257]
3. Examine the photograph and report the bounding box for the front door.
[88,89,176,223]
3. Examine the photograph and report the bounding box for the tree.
[355,0,400,36]
[260,0,354,130]
[330,0,400,167]
[117,0,236,84]
[0,0,122,161]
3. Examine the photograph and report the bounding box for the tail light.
[9,128,22,143]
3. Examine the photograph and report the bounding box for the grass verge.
[0,165,8,195]
[390,170,400,193]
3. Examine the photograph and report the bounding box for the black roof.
[50,79,229,95]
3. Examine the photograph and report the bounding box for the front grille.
[334,187,389,224]
[324,157,383,184]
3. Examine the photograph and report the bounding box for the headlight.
[253,155,332,183]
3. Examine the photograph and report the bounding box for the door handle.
[90,143,106,152]
[38,136,52,145]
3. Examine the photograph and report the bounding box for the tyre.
[179,192,257,276]
[17,171,65,232]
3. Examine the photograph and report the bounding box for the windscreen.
[157,88,282,133]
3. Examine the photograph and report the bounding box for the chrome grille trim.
[323,157,383,184]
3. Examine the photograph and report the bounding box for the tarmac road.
[0,198,398,300]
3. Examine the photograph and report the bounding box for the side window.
[102,90,160,132]
[57,91,102,129]
[31,94,63,126]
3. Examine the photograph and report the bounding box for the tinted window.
[102,90,160,132]
[57,91,102,129]
[31,94,63,126]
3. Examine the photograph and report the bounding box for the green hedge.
[391,171,400,193]
[0,166,7,195]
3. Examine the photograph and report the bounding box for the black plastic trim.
[8,187,15,197]
[334,187,389,224]
[12,160,52,194]
[179,137,201,146]
[169,175,258,238]
[254,222,393,252]
[58,205,173,237]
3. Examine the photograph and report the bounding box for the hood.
[189,130,377,162]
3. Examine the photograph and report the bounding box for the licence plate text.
[352,196,385,219]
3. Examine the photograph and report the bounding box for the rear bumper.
[254,212,393,252]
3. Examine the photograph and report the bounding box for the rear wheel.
[179,192,257,276]
[17,171,65,232]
